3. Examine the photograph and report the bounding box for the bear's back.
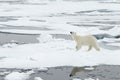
[80,35,97,45]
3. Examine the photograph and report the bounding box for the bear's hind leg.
[95,47,100,51]
[87,45,92,51]
[93,45,100,51]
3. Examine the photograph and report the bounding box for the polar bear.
[70,32,100,51]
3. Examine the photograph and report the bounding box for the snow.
[2,43,18,48]
[0,25,120,36]
[0,34,119,68]
[0,1,120,36]
[73,78,99,80]
[84,78,99,80]
[73,78,81,80]
[84,67,95,70]
[34,77,43,80]
[26,0,50,4]
[0,0,120,69]
[5,71,33,80]
[37,33,53,43]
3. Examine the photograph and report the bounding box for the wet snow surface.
[0,0,120,80]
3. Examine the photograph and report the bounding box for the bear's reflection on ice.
[69,66,97,77]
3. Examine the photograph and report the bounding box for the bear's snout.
[70,32,73,34]
[69,74,73,77]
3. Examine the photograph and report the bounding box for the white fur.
[70,32,100,51]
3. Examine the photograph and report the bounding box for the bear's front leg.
[87,45,92,51]
[76,45,81,51]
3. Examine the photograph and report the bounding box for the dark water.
[0,32,39,45]
[1,65,120,80]
[29,65,120,80]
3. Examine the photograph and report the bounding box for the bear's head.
[70,32,77,37]
[70,32,78,40]
[70,32,76,35]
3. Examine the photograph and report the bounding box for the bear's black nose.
[70,32,73,34]
[69,74,73,77]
